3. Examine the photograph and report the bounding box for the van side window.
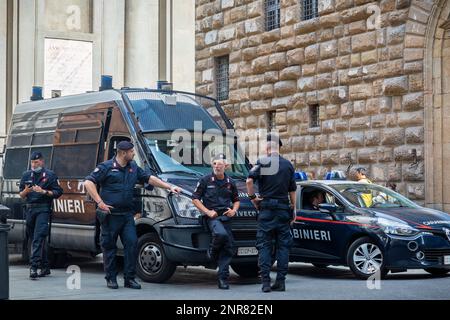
[51,111,106,178]
[3,148,30,179]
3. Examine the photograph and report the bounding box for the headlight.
[376,218,419,236]
[171,194,202,219]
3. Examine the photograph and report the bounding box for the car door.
[291,185,346,262]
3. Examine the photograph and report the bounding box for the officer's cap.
[30,151,43,160]
[117,141,134,151]
[212,153,227,162]
[267,134,283,147]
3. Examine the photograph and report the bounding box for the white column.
[17,0,36,103]
[171,0,195,92]
[0,0,7,137]
[125,0,160,88]
[101,0,125,88]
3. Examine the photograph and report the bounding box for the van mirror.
[318,203,338,214]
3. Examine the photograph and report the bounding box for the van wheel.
[136,233,176,283]
[424,268,450,276]
[347,237,388,280]
[231,262,259,278]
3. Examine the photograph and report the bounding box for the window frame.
[302,0,318,21]
[215,55,230,102]
[265,0,281,31]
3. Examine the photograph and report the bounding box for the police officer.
[84,141,181,289]
[19,151,63,280]
[192,154,240,290]
[246,134,297,292]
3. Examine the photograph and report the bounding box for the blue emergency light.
[99,75,113,91]
[294,171,308,181]
[324,170,346,180]
[157,80,173,91]
[30,86,43,101]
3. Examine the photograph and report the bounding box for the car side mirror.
[318,203,338,214]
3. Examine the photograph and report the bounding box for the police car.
[291,173,450,279]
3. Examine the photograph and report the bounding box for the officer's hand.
[32,185,45,194]
[24,185,33,195]
[224,208,236,217]
[251,197,263,210]
[134,213,142,220]
[170,186,182,194]
[98,201,113,213]
[207,210,218,218]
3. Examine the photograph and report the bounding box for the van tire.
[48,247,68,269]
[136,233,176,283]
[231,262,259,278]
[347,237,388,280]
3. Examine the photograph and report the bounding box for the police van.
[0,79,259,282]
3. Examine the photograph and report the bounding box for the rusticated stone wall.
[195,0,429,202]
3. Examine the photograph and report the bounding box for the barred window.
[266,0,280,31]
[215,56,229,101]
[309,105,320,128]
[267,111,276,131]
[302,0,318,21]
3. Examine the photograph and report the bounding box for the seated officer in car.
[192,153,240,290]
[84,141,181,290]
[303,191,325,211]
[246,134,297,293]
[19,151,63,279]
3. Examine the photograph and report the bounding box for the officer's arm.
[246,178,256,198]
[148,176,181,193]
[19,175,32,199]
[84,180,102,204]
[46,175,63,199]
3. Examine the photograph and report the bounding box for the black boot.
[218,279,229,290]
[106,278,119,289]
[261,281,271,293]
[38,268,51,277]
[29,268,38,280]
[271,280,285,291]
[124,278,142,289]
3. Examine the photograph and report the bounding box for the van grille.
[232,229,257,242]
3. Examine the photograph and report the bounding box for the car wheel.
[312,263,329,269]
[136,233,176,283]
[424,268,450,276]
[231,262,259,278]
[347,237,387,280]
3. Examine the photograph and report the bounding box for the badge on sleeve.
[94,168,100,173]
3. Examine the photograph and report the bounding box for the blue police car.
[292,178,450,279]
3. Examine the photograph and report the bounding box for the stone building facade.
[195,0,450,210]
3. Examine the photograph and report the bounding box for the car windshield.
[330,183,420,209]
[144,132,249,179]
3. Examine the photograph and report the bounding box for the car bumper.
[381,232,450,269]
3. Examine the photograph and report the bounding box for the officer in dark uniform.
[246,134,297,292]
[19,151,63,279]
[192,153,240,290]
[84,141,181,289]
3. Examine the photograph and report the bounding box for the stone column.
[17,0,37,104]
[0,0,7,137]
[102,0,125,88]
[172,0,195,92]
[125,0,160,88]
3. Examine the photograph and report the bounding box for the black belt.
[260,199,290,205]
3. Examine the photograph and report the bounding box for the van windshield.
[144,132,249,179]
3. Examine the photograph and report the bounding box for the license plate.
[237,247,258,256]
[444,255,450,265]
